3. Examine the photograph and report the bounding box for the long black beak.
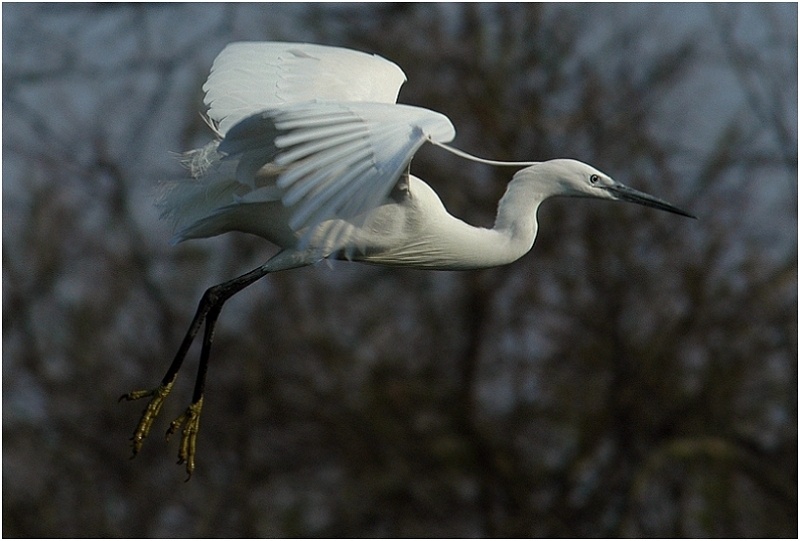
[606,183,696,219]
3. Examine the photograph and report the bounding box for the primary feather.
[203,41,407,134]
[162,42,454,253]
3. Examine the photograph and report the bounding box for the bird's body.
[170,159,541,270]
[122,41,694,478]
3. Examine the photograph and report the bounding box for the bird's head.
[515,159,695,218]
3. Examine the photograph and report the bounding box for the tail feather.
[158,141,275,241]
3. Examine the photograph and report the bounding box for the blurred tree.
[3,3,796,537]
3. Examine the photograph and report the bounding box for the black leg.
[118,292,212,456]
[120,262,273,478]
[165,302,222,480]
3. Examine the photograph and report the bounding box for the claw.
[166,397,204,480]
[120,379,175,456]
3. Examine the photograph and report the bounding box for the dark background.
[3,3,797,537]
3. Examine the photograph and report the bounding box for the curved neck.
[430,178,544,270]
[415,177,545,270]
[354,175,545,270]
[492,177,546,257]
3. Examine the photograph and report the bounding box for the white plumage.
[126,41,694,478]
[203,42,407,134]
[162,42,463,254]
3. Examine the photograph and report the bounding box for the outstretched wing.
[204,42,407,134]
[218,101,455,249]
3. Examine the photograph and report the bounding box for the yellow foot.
[166,397,204,480]
[119,380,176,456]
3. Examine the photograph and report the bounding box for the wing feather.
[218,101,455,250]
[204,42,407,134]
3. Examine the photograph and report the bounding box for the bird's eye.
[589,174,600,185]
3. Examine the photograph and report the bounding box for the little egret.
[120,41,695,478]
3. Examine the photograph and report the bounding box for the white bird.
[121,41,694,478]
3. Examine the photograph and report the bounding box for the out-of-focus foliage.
[3,3,796,537]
